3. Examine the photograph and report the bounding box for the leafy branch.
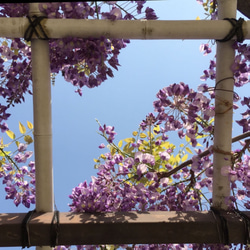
[157,131,250,179]
[0,147,20,171]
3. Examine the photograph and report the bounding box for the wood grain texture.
[0,211,249,247]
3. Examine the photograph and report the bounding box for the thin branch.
[0,148,20,171]
[158,131,250,179]
[232,131,250,143]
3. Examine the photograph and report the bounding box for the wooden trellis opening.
[0,1,250,249]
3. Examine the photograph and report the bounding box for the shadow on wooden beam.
[0,211,249,247]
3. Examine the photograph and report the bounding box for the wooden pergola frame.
[1,211,250,247]
[0,1,250,248]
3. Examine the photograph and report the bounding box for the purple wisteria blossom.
[200,43,212,55]
[0,160,35,208]
[99,123,117,143]
[153,82,215,147]
[1,2,250,250]
[236,97,250,132]
[0,1,158,128]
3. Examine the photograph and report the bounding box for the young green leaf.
[118,140,123,148]
[175,154,181,163]
[93,158,99,163]
[185,147,193,154]
[140,133,147,138]
[185,135,190,142]
[181,154,188,162]
[19,122,26,134]
[124,137,135,143]
[24,135,33,144]
[27,121,33,130]
[6,130,15,140]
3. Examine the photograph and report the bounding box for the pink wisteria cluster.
[0,1,157,131]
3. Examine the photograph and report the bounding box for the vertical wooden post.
[212,0,237,210]
[30,3,53,249]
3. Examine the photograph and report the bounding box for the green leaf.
[118,140,123,148]
[93,158,99,163]
[185,147,193,154]
[185,135,190,142]
[6,130,15,139]
[168,154,175,165]
[0,150,11,157]
[100,154,106,159]
[24,135,33,144]
[161,141,170,149]
[105,245,115,250]
[19,122,26,134]
[110,146,116,155]
[132,131,138,136]
[27,121,33,130]
[175,154,181,163]
[196,134,208,139]
[124,137,135,144]
[140,133,147,138]
[123,143,130,153]
[181,154,188,162]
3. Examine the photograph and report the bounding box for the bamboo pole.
[0,18,249,40]
[212,0,237,210]
[30,3,53,250]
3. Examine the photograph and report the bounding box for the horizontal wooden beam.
[0,18,249,40]
[0,211,249,247]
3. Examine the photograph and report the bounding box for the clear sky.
[0,1,245,249]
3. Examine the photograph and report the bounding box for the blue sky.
[0,1,246,249]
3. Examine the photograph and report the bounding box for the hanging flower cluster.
[68,117,213,250]
[0,2,158,129]
[153,82,215,147]
[0,125,35,208]
[0,121,35,207]
[0,160,35,208]
[200,41,250,134]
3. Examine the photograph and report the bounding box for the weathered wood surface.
[0,211,249,247]
[238,0,250,19]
